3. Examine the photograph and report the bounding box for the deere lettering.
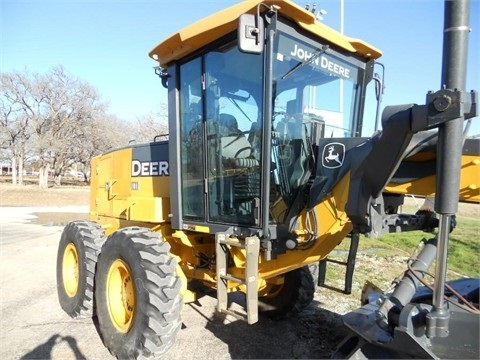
[131,160,169,176]
[290,44,350,79]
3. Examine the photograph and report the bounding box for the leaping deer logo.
[325,146,342,165]
[322,142,345,169]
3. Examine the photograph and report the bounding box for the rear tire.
[56,220,105,318]
[95,227,182,359]
[258,266,315,319]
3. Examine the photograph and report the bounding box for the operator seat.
[218,113,257,167]
[274,100,311,192]
[217,113,259,212]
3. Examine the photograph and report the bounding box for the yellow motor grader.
[56,0,479,358]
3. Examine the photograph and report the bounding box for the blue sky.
[1,0,479,135]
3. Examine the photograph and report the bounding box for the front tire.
[95,227,182,359]
[56,220,105,318]
[258,266,315,319]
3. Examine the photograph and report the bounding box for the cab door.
[175,42,264,229]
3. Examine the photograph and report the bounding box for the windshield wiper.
[227,95,252,123]
[281,45,329,80]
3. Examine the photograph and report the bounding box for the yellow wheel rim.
[63,243,79,297]
[106,259,135,333]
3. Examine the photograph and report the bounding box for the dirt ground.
[0,183,90,207]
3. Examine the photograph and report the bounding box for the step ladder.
[317,232,359,294]
[215,233,260,324]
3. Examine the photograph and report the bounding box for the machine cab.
[149,0,381,238]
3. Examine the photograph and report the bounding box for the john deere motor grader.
[56,0,479,358]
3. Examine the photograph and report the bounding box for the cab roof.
[149,0,382,67]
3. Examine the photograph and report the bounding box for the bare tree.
[1,66,164,188]
[72,113,132,182]
[27,66,110,188]
[0,71,36,185]
[130,103,169,144]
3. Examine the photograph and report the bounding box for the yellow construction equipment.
[56,0,479,358]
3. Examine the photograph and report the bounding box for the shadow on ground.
[195,287,349,359]
[19,334,87,360]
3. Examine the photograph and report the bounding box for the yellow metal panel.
[128,196,170,223]
[255,173,353,279]
[96,154,113,216]
[111,149,133,200]
[89,156,100,217]
[91,148,133,218]
[90,146,174,224]
[112,199,130,220]
[131,176,170,199]
[194,225,210,233]
[385,154,480,203]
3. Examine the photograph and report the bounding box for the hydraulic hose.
[375,237,438,329]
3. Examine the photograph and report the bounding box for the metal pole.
[436,0,470,212]
[339,0,344,124]
[429,0,471,338]
[340,0,344,35]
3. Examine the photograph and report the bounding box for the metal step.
[317,232,359,294]
[215,233,260,324]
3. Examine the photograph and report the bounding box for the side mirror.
[238,14,264,54]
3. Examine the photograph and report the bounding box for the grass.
[318,213,478,314]
[378,217,479,278]
[333,216,479,278]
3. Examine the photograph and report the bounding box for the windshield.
[270,30,365,208]
[273,31,362,137]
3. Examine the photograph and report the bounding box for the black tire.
[95,227,182,359]
[56,220,105,318]
[258,266,315,319]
